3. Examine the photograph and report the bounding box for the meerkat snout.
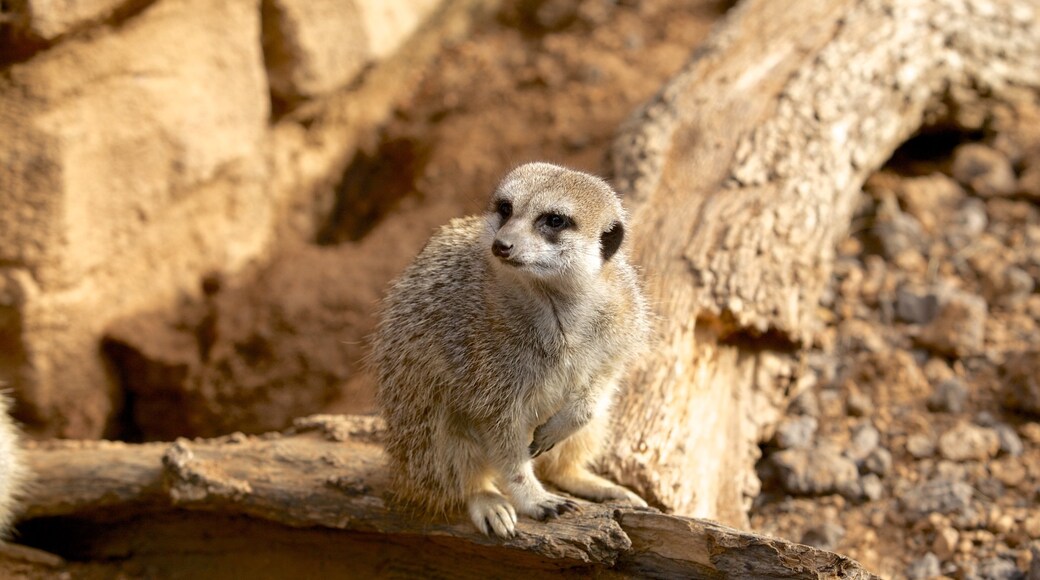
[491,239,513,259]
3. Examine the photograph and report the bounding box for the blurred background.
[3,0,1040,577]
[0,0,726,441]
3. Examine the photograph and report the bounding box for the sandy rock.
[104,243,380,439]
[4,0,134,41]
[927,378,969,413]
[264,0,444,102]
[263,0,368,102]
[898,477,974,520]
[952,143,1018,197]
[1,0,268,289]
[916,286,988,358]
[1001,351,1040,416]
[770,445,860,497]
[0,0,270,437]
[938,423,1000,462]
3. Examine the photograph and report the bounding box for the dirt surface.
[751,110,1040,578]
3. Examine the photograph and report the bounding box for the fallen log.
[18,415,877,578]
[605,0,1040,526]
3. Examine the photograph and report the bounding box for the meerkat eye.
[496,200,513,220]
[543,214,570,230]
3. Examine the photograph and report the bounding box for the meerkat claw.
[469,492,517,538]
[528,440,554,458]
[532,496,580,520]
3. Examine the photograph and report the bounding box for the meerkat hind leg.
[536,418,648,508]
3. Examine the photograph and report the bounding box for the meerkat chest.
[527,336,620,421]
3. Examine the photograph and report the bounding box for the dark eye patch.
[539,213,572,230]
[496,200,512,221]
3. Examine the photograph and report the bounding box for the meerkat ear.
[600,222,624,261]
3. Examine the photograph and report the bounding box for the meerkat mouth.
[496,255,525,268]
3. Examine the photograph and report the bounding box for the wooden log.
[18,415,878,578]
[604,0,1040,525]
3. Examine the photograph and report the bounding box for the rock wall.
[0,0,469,437]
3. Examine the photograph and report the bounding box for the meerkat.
[373,162,650,538]
[0,393,25,537]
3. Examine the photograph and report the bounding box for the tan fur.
[373,162,650,537]
[0,393,25,537]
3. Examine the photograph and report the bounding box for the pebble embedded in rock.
[897,173,964,232]
[896,287,939,325]
[907,433,936,459]
[848,422,880,460]
[846,390,874,418]
[774,416,818,450]
[862,447,893,477]
[981,264,1035,309]
[916,286,988,358]
[938,423,1000,462]
[1000,351,1040,416]
[996,424,1024,457]
[898,477,974,520]
[790,389,821,418]
[800,521,846,551]
[875,200,928,259]
[905,552,941,580]
[946,198,989,250]
[1020,164,1040,200]
[952,143,1018,198]
[770,445,860,497]
[927,378,969,413]
[975,556,1020,580]
[860,473,884,501]
[933,527,959,560]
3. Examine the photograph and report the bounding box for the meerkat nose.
[492,239,513,259]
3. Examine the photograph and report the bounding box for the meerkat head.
[484,163,626,286]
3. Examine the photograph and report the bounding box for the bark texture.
[605,0,1040,525]
[20,415,877,578]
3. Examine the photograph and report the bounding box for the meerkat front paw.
[467,491,518,538]
[529,421,564,458]
[516,492,581,521]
